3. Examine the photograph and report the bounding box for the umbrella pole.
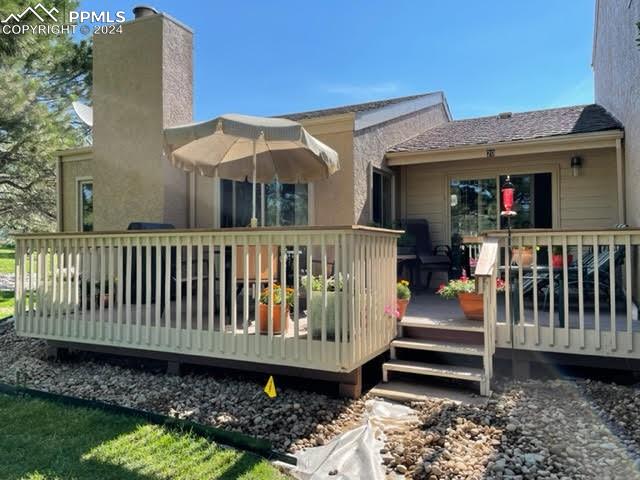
[250,139,258,228]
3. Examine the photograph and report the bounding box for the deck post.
[512,350,531,380]
[166,360,184,376]
[338,366,362,399]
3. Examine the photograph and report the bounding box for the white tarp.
[289,400,419,480]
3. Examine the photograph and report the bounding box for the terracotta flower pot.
[511,247,533,267]
[259,303,289,334]
[552,254,573,268]
[457,292,484,321]
[397,298,410,320]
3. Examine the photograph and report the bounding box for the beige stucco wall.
[353,104,449,224]
[92,14,192,231]
[593,0,640,227]
[59,156,93,232]
[399,148,620,246]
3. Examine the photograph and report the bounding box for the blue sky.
[80,1,596,121]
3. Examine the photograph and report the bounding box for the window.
[220,179,308,227]
[372,169,393,228]
[77,180,93,232]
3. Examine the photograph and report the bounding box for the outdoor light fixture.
[571,156,583,177]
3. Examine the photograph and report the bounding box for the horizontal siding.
[400,148,619,246]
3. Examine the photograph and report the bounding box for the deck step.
[370,380,487,405]
[400,317,484,333]
[391,338,484,356]
[383,359,484,383]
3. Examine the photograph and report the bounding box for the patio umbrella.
[163,113,339,227]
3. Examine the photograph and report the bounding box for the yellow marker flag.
[264,375,277,398]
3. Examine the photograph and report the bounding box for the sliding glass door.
[450,172,552,239]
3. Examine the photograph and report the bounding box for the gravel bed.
[2,327,640,479]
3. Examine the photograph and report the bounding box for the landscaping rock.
[2,327,640,479]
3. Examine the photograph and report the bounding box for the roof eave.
[386,129,624,166]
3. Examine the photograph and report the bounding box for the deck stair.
[382,316,492,396]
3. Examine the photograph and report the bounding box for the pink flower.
[384,304,399,318]
[460,269,468,281]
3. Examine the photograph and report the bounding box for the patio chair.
[403,219,451,289]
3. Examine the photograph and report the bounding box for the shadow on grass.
[0,394,283,480]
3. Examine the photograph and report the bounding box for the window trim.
[75,176,93,232]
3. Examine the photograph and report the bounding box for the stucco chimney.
[92,9,193,230]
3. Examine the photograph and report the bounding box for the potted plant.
[437,271,506,320]
[511,245,534,267]
[396,279,411,320]
[302,274,344,340]
[258,284,293,334]
[551,246,573,268]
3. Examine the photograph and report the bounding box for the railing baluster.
[333,235,341,367]
[266,235,273,357]
[208,239,215,351]
[175,236,183,350]
[609,235,617,351]
[340,234,348,368]
[219,236,226,353]
[186,235,193,350]
[125,237,132,343]
[625,235,633,353]
[99,238,105,341]
[163,236,171,347]
[593,236,601,350]
[562,236,569,347]
[547,236,554,347]
[365,234,373,357]
[293,235,300,361]
[518,236,525,345]
[230,236,237,354]
[349,234,357,365]
[74,238,81,339]
[27,239,34,334]
[243,236,249,355]
[577,236,585,349]
[532,235,539,345]
[196,237,204,351]
[321,235,327,363]
[305,236,313,362]
[116,238,123,342]
[254,236,261,355]
[108,237,115,342]
[280,236,287,359]
[57,239,64,336]
[80,240,87,339]
[145,236,152,345]
[504,242,511,343]
[197,237,204,351]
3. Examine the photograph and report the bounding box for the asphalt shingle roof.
[278,93,438,121]
[388,104,622,153]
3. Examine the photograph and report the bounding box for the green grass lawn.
[0,245,15,319]
[0,290,14,319]
[0,394,288,480]
[0,245,15,274]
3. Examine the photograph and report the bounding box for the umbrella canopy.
[163,113,339,183]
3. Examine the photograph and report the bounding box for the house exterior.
[14,4,640,399]
[593,0,640,228]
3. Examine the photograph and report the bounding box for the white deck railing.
[13,226,400,373]
[477,229,640,359]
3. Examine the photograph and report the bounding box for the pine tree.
[0,0,91,234]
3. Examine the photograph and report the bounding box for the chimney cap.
[497,112,513,119]
[133,5,159,18]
